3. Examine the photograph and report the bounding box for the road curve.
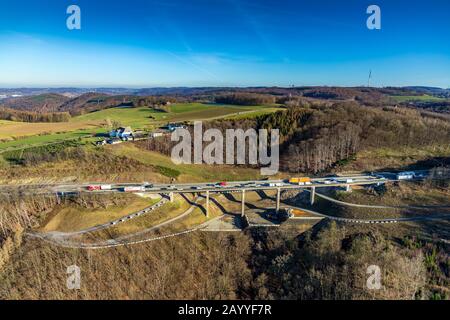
[314,191,450,210]
[27,226,201,250]
[27,196,168,241]
[26,196,202,249]
[287,205,450,224]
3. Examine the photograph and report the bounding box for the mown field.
[74,103,281,125]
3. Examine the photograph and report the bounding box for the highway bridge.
[0,170,445,219]
[18,169,450,249]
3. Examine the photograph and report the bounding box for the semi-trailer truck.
[289,177,312,185]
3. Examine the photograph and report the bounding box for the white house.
[109,127,133,140]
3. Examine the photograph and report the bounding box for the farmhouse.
[109,127,133,140]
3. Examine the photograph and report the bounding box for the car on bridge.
[143,182,154,188]
[267,182,283,187]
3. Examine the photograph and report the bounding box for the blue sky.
[0,0,449,87]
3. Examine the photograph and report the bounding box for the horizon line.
[0,85,448,90]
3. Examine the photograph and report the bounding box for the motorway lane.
[0,174,401,196]
[0,170,443,202]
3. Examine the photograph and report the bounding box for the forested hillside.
[0,107,71,123]
[1,94,70,112]
[139,101,450,173]
[2,86,448,122]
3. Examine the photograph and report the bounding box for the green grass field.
[390,95,447,103]
[0,102,283,153]
[0,130,96,152]
[224,107,284,120]
[73,103,279,127]
[72,106,159,127]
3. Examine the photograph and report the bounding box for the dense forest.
[215,92,277,105]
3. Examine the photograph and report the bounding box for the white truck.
[268,182,283,187]
[396,172,415,180]
[123,186,145,192]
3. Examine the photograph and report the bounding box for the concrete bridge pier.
[310,187,316,205]
[205,190,210,217]
[276,188,281,212]
[345,184,352,192]
[169,192,174,202]
[241,189,246,217]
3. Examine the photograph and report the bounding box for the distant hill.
[404,86,450,98]
[57,93,139,116]
[1,86,449,116]
[57,93,111,115]
[0,87,137,97]
[2,94,70,112]
[1,92,141,116]
[1,85,448,98]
